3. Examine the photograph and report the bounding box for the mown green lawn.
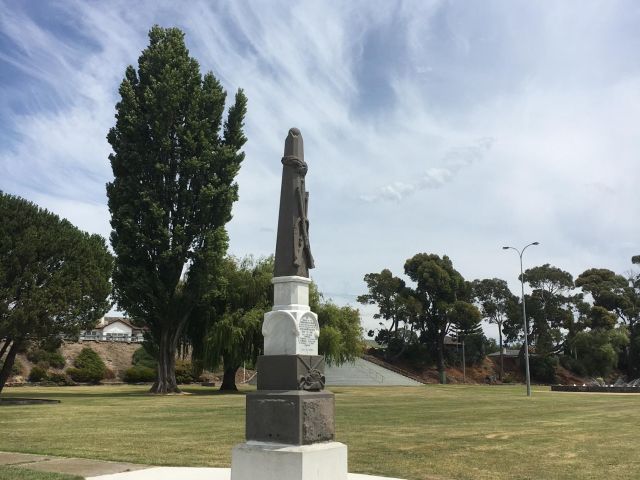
[1,385,639,480]
[0,467,81,480]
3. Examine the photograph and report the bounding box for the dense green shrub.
[66,347,106,384]
[47,372,75,386]
[175,361,197,384]
[26,349,45,364]
[527,355,558,383]
[27,349,66,369]
[403,342,433,368]
[28,365,48,382]
[132,347,156,369]
[123,366,156,383]
[559,355,587,377]
[36,360,50,371]
[47,352,66,369]
[7,359,23,376]
[502,373,515,384]
[574,329,629,377]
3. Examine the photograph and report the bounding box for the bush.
[47,352,66,369]
[403,342,433,368]
[36,360,50,371]
[175,361,197,384]
[104,368,116,380]
[47,372,75,386]
[123,366,156,383]
[574,329,629,377]
[38,336,63,352]
[67,347,106,384]
[28,365,48,382]
[27,349,66,369]
[132,347,156,369]
[26,349,48,364]
[528,355,558,383]
[11,359,23,376]
[559,355,587,377]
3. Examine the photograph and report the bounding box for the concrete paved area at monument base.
[1,451,404,480]
[87,468,404,480]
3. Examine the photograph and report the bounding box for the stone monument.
[231,128,348,480]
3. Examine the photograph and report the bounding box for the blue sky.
[1,0,639,337]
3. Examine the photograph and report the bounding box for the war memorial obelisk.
[231,128,348,480]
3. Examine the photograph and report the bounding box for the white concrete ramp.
[324,358,421,386]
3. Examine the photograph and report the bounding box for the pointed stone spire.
[284,127,304,160]
[274,128,314,277]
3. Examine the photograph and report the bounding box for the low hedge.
[123,366,156,383]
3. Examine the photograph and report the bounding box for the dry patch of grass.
[1,385,639,479]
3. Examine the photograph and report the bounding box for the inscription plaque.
[298,314,318,354]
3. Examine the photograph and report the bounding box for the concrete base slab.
[87,467,231,480]
[0,451,405,480]
[0,452,52,465]
[232,441,347,480]
[87,467,404,480]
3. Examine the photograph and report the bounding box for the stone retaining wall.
[551,385,640,393]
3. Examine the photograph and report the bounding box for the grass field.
[0,467,81,480]
[1,384,639,480]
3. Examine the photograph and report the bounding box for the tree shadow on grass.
[0,386,251,399]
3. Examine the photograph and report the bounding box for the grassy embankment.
[1,384,639,480]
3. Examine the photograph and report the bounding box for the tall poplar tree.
[106,26,247,393]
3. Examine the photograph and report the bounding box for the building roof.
[95,316,143,331]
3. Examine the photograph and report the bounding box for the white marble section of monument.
[272,275,310,311]
[231,441,348,480]
[263,275,319,356]
[263,310,319,355]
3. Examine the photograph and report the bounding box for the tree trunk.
[0,339,12,361]
[437,333,446,384]
[150,330,180,394]
[220,365,239,391]
[498,328,504,381]
[0,341,19,394]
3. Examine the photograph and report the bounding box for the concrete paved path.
[0,451,146,477]
[1,451,405,479]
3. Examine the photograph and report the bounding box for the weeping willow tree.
[198,256,272,391]
[310,284,365,366]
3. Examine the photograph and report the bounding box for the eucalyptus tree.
[404,253,477,384]
[357,269,420,357]
[107,26,247,393]
[520,264,575,354]
[576,266,640,376]
[0,193,112,393]
[473,278,518,379]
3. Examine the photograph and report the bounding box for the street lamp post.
[502,242,539,397]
